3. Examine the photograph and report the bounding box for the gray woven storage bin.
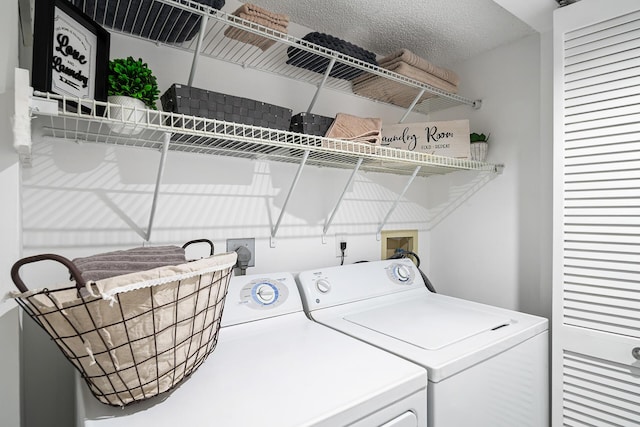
[289,112,334,136]
[161,84,292,131]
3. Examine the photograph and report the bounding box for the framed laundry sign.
[32,0,110,107]
[381,119,471,158]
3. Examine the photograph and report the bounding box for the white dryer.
[296,259,549,427]
[76,271,428,426]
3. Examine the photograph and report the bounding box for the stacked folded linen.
[323,113,382,152]
[287,32,378,81]
[72,246,187,282]
[224,3,289,51]
[352,49,459,108]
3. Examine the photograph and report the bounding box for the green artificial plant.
[107,57,160,109]
[470,132,490,143]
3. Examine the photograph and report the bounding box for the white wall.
[428,32,552,317]
[16,5,551,425]
[0,0,22,425]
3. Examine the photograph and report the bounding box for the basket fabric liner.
[10,252,237,407]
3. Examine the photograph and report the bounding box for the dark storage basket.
[72,0,225,44]
[287,32,378,81]
[289,112,334,137]
[161,84,292,131]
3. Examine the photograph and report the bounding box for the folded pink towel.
[323,113,382,151]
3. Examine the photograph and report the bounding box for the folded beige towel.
[224,4,289,51]
[237,3,289,25]
[323,113,382,151]
[384,61,458,94]
[352,73,437,108]
[236,12,288,31]
[379,49,459,85]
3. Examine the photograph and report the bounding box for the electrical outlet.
[335,234,348,258]
[226,238,255,267]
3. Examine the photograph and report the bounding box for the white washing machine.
[296,259,549,427]
[76,271,428,426]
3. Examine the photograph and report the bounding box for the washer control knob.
[316,279,331,294]
[394,265,411,282]
[255,283,276,304]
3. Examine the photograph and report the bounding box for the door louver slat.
[562,14,640,339]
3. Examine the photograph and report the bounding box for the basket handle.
[182,239,214,256]
[11,254,86,293]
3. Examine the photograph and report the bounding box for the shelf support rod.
[188,15,209,86]
[376,165,421,239]
[307,56,337,113]
[322,157,363,241]
[271,150,310,247]
[399,89,425,124]
[145,133,171,241]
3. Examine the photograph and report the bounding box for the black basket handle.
[11,254,86,293]
[182,239,214,257]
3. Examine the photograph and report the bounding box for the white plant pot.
[107,95,147,135]
[470,141,488,162]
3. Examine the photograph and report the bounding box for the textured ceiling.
[246,0,536,67]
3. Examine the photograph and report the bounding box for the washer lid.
[345,297,512,350]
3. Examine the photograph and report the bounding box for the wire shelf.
[31,92,498,177]
[74,0,478,115]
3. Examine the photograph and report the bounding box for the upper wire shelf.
[30,92,499,176]
[74,0,479,115]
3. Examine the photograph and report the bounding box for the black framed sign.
[32,0,110,104]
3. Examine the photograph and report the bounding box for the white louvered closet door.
[553,0,640,426]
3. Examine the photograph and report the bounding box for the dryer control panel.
[240,278,289,309]
[222,273,302,327]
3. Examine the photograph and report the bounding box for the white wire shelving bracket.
[376,165,422,241]
[74,0,481,116]
[270,150,310,248]
[145,133,171,241]
[322,157,364,243]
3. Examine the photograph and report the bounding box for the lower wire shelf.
[28,92,501,177]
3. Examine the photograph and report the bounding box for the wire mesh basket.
[9,251,237,407]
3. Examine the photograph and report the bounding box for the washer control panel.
[297,259,422,311]
[386,262,416,285]
[240,278,289,310]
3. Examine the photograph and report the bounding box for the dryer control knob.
[394,265,411,282]
[255,283,276,304]
[316,279,331,293]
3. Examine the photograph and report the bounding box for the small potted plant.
[469,132,489,162]
[107,56,160,134]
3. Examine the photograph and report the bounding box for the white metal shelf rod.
[322,157,363,239]
[188,15,208,86]
[376,165,422,238]
[271,150,310,247]
[145,133,171,241]
[307,57,337,113]
[399,89,425,124]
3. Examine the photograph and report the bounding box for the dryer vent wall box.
[296,259,549,427]
[381,230,418,259]
[76,272,428,426]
